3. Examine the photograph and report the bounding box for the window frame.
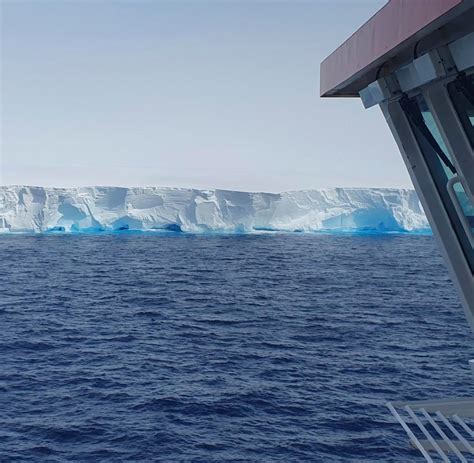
[401,94,474,273]
[447,73,474,149]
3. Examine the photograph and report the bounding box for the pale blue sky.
[1,0,412,192]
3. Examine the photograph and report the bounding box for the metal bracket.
[449,32,474,73]
[447,175,474,249]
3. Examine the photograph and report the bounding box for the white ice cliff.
[0,186,429,233]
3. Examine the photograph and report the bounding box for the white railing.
[388,396,474,462]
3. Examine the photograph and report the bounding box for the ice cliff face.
[0,186,429,233]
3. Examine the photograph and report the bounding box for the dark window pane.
[448,74,474,148]
[401,94,474,272]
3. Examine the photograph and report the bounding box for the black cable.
[457,75,474,108]
[413,40,421,60]
[400,97,457,175]
[375,62,385,81]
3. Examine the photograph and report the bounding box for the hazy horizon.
[0,184,416,194]
[1,0,412,192]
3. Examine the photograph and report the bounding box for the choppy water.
[0,233,473,462]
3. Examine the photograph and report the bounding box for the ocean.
[0,233,472,462]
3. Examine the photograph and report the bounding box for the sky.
[0,0,412,192]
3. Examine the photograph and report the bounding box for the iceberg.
[0,186,429,234]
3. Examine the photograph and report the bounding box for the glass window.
[448,74,474,148]
[401,95,474,272]
[452,180,474,233]
[416,96,456,179]
[415,97,474,237]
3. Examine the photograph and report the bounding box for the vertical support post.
[380,100,474,331]
[423,81,474,202]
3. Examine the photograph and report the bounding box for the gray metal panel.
[393,396,474,417]
[396,53,444,93]
[423,82,474,208]
[359,81,387,109]
[449,32,474,72]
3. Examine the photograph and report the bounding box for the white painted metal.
[380,100,474,330]
[396,51,446,93]
[387,402,434,462]
[405,406,450,462]
[435,411,474,455]
[423,81,474,204]
[449,32,474,72]
[388,399,474,462]
[359,77,400,109]
[447,176,474,248]
[360,80,388,109]
[453,415,474,438]
[420,409,468,462]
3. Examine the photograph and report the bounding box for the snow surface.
[0,186,429,233]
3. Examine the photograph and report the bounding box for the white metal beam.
[380,101,474,331]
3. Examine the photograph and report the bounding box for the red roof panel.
[320,0,464,97]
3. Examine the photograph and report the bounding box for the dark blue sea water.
[1,233,473,462]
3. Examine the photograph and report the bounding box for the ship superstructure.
[321,1,474,461]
